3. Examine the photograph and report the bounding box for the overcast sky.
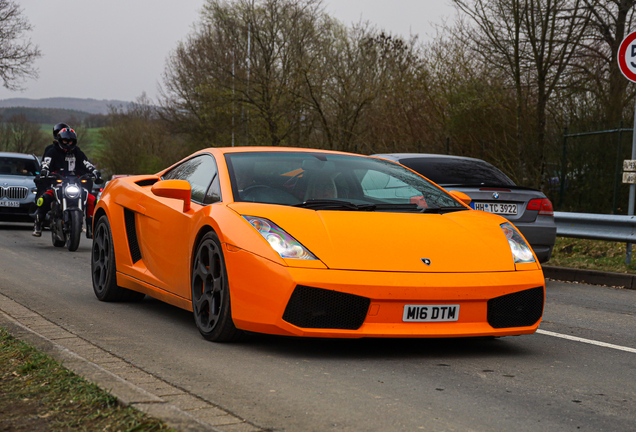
[0,0,455,103]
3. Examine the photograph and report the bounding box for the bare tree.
[413,27,523,176]
[453,0,591,185]
[452,1,528,175]
[0,0,41,90]
[160,0,330,148]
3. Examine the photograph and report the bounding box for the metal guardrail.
[554,211,636,243]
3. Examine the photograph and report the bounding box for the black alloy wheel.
[191,232,243,342]
[91,216,144,302]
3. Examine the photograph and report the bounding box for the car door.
[136,154,221,299]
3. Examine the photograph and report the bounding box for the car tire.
[191,231,244,342]
[91,216,145,302]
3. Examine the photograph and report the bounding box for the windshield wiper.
[421,205,468,213]
[294,200,467,213]
[370,203,421,211]
[294,199,372,210]
[296,201,426,212]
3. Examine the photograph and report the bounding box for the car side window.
[204,174,221,204]
[162,154,220,204]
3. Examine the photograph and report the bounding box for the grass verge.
[0,327,176,431]
[549,237,636,274]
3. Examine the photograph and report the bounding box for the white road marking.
[537,329,636,354]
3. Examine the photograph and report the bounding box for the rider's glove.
[94,170,101,180]
[40,169,49,178]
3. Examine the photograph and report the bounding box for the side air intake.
[135,178,159,187]
[487,286,544,328]
[123,208,142,263]
[283,286,370,330]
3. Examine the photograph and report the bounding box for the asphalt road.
[1,222,635,432]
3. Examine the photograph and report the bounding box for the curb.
[0,293,267,432]
[542,265,636,289]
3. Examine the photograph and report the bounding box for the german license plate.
[471,202,517,215]
[0,200,19,208]
[403,305,460,322]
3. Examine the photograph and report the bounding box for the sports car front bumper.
[224,246,545,339]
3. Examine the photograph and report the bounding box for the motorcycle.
[41,172,99,251]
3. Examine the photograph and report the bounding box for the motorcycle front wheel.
[66,210,82,252]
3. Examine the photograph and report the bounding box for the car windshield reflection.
[225,152,467,212]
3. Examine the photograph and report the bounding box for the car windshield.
[398,157,515,186]
[225,152,466,212]
[0,157,38,176]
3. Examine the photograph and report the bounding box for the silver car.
[0,152,40,222]
[374,153,556,263]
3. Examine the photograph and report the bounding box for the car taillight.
[527,198,553,215]
[540,198,554,215]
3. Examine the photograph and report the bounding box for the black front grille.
[487,286,544,328]
[123,208,142,263]
[283,286,370,330]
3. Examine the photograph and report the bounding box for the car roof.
[372,153,488,163]
[0,151,37,159]
[203,146,365,157]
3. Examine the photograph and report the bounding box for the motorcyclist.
[33,128,101,238]
[35,123,71,206]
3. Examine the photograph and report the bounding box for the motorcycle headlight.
[244,216,317,260]
[501,222,535,263]
[64,184,81,199]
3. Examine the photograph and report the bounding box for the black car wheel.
[191,231,243,342]
[91,216,145,302]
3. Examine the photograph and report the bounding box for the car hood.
[0,175,36,187]
[228,203,516,273]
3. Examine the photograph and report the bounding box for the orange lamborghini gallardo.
[91,147,545,342]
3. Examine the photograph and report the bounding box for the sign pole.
[627,98,636,265]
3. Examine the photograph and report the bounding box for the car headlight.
[244,216,317,260]
[64,185,81,199]
[501,222,535,263]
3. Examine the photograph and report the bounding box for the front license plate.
[471,202,517,215]
[0,200,19,208]
[403,305,460,322]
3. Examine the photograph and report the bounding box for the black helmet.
[56,128,77,151]
[53,123,70,140]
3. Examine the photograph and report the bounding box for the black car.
[0,152,40,222]
[374,153,556,263]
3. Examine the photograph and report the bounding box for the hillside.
[0,97,130,115]
[0,107,95,124]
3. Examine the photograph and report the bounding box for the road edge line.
[537,329,636,354]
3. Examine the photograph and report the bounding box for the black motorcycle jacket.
[41,144,96,176]
[41,141,55,161]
